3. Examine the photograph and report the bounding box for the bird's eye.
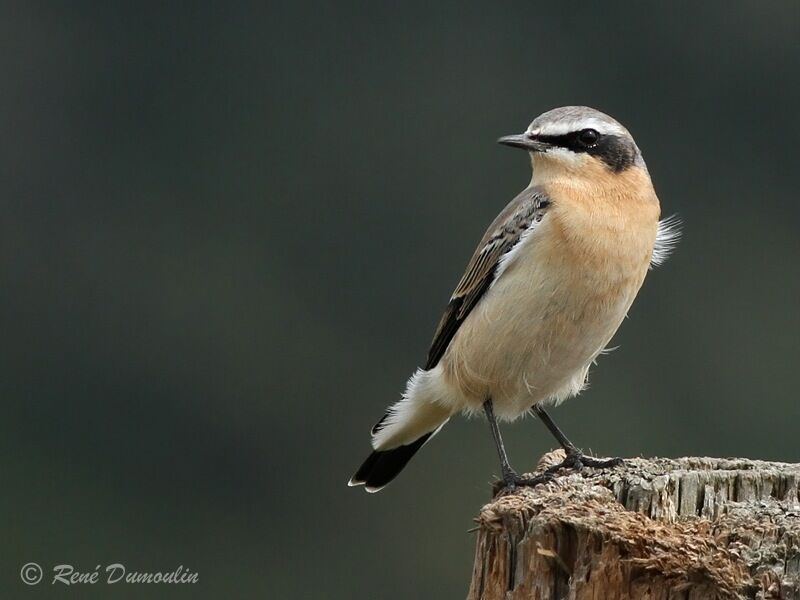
[577,129,600,147]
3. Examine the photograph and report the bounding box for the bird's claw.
[494,469,555,494]
[546,449,624,475]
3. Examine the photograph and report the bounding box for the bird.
[348,106,680,493]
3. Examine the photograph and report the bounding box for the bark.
[467,451,800,600]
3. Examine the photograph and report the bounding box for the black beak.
[497,133,550,152]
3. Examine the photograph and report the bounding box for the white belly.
[440,216,650,420]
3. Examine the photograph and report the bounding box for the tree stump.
[467,451,800,600]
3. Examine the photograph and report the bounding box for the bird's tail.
[349,371,452,492]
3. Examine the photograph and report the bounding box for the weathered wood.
[468,451,800,600]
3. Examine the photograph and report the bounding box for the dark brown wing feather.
[423,188,551,370]
[369,188,551,438]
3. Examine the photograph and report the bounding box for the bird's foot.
[545,447,624,475]
[494,468,555,495]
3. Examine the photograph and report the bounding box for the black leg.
[531,404,578,452]
[483,399,515,483]
[532,404,624,472]
[484,400,553,489]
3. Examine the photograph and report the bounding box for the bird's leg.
[532,404,624,473]
[484,399,553,489]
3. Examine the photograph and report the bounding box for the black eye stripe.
[532,130,638,173]
[534,130,598,151]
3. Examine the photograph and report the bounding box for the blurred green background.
[2,1,799,598]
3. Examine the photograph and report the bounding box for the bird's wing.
[368,188,551,439]
[424,187,551,370]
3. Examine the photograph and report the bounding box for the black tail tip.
[348,433,433,493]
[347,450,382,492]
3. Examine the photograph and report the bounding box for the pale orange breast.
[441,166,660,417]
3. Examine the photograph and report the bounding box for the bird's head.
[498,106,645,183]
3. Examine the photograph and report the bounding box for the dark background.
[2,2,799,598]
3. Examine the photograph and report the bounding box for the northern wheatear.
[349,106,679,492]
